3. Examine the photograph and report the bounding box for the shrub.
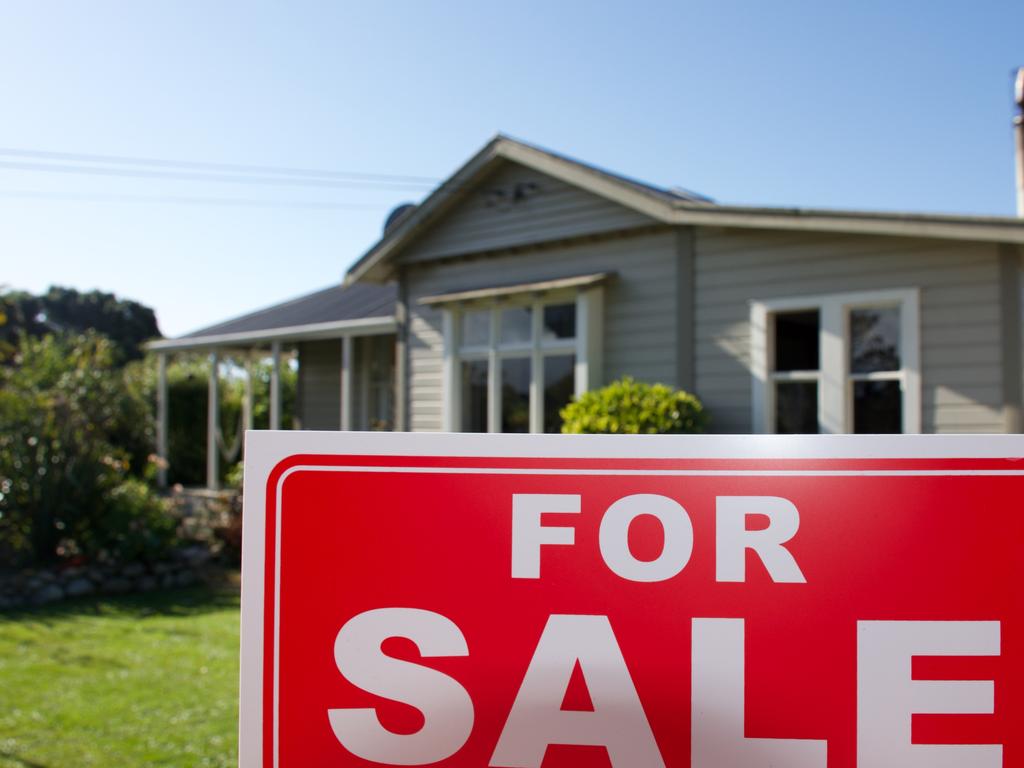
[80,478,177,563]
[214,495,244,567]
[560,376,708,434]
[0,332,175,566]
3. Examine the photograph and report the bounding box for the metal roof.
[144,282,397,352]
[180,282,395,339]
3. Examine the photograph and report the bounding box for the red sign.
[239,434,1024,767]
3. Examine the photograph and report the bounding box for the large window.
[751,289,920,434]
[444,294,597,433]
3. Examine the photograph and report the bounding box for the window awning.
[418,271,613,307]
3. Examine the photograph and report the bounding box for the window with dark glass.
[500,358,531,433]
[543,355,576,433]
[542,304,576,341]
[849,306,902,433]
[760,295,912,435]
[460,359,488,432]
[774,310,819,372]
[771,309,819,434]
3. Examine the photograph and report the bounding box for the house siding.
[297,340,341,430]
[398,163,653,265]
[693,228,1005,433]
[405,230,679,432]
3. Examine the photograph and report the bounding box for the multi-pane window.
[753,290,920,434]
[452,300,578,433]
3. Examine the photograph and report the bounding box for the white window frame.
[441,287,603,433]
[750,288,921,434]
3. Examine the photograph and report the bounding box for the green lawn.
[0,582,240,768]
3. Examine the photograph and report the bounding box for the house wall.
[399,162,653,265]
[693,228,1006,433]
[404,229,680,432]
[296,339,341,430]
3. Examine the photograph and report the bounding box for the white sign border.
[238,431,1024,767]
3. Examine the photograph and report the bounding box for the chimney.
[1016,67,1024,216]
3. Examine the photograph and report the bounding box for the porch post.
[341,335,353,430]
[156,352,169,488]
[243,355,255,433]
[270,341,282,430]
[207,350,220,490]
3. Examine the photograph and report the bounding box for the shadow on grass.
[0,750,54,768]
[0,578,240,624]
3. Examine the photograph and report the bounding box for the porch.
[145,283,397,490]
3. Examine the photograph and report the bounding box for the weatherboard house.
[148,136,1024,488]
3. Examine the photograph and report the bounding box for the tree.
[0,285,161,363]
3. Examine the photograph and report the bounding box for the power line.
[0,159,437,191]
[0,147,440,185]
[0,188,389,210]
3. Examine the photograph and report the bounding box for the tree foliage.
[560,376,708,434]
[0,332,175,567]
[0,285,160,363]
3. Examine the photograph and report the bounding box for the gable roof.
[345,135,709,284]
[346,135,1024,284]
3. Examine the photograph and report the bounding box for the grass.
[0,581,240,768]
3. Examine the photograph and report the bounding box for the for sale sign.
[238,433,1024,767]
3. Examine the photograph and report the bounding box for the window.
[751,289,920,434]
[442,291,601,433]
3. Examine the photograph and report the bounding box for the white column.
[441,311,457,431]
[241,354,253,450]
[749,302,770,433]
[341,335,353,431]
[577,287,604,395]
[156,352,169,488]
[487,310,500,433]
[819,301,845,434]
[206,350,220,490]
[529,300,543,433]
[270,341,282,431]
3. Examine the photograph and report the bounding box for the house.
[147,135,1024,488]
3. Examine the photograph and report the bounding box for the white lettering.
[490,614,664,768]
[857,620,1001,768]
[691,618,827,768]
[328,608,474,765]
[599,494,694,582]
[511,494,580,579]
[715,496,806,583]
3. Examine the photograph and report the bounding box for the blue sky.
[2,0,1022,336]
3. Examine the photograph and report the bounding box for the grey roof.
[512,136,714,205]
[347,135,1024,285]
[180,282,396,339]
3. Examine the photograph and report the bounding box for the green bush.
[560,376,708,434]
[80,478,178,563]
[0,332,175,566]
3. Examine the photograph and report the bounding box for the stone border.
[0,545,216,610]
